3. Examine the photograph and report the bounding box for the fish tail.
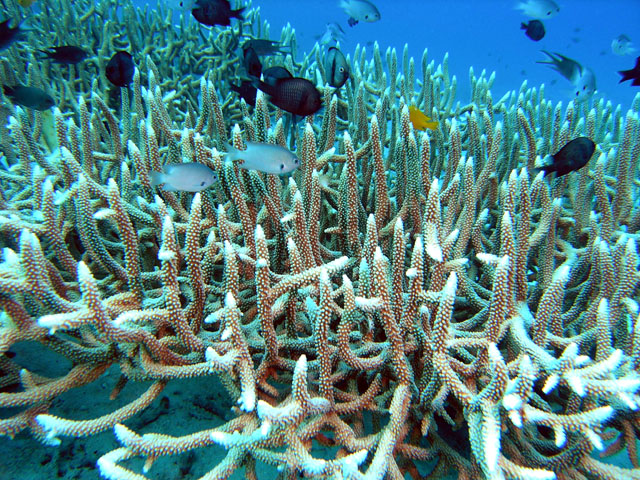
[232,7,246,20]
[150,171,165,187]
[2,85,14,97]
[424,120,439,131]
[521,22,527,30]
[223,142,239,161]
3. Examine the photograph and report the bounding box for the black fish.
[242,39,289,56]
[326,47,350,88]
[230,80,256,106]
[106,51,134,87]
[39,46,89,64]
[191,0,245,27]
[243,46,262,78]
[3,85,55,111]
[253,77,322,117]
[618,56,640,86]
[263,66,292,86]
[0,19,24,51]
[539,137,595,177]
[521,20,545,42]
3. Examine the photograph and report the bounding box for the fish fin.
[150,171,165,187]
[232,7,246,20]
[2,85,14,97]
[520,22,528,30]
[161,184,178,191]
[347,17,358,27]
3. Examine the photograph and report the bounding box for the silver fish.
[612,34,637,56]
[151,163,218,191]
[515,0,559,19]
[339,0,380,27]
[319,22,345,45]
[538,51,596,103]
[326,47,350,88]
[225,141,299,175]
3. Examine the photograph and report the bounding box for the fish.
[515,0,559,19]
[537,51,596,102]
[618,56,640,86]
[612,34,637,56]
[319,22,345,45]
[537,137,595,177]
[263,66,292,86]
[38,46,89,64]
[521,20,545,41]
[339,0,381,27]
[191,0,245,27]
[326,47,350,88]
[225,141,300,175]
[242,39,289,56]
[230,80,257,106]
[243,46,262,78]
[150,163,218,191]
[106,51,135,87]
[2,85,55,111]
[0,19,25,51]
[408,106,438,131]
[253,77,322,117]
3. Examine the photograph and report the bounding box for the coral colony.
[0,0,639,479]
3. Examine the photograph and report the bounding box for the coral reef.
[0,0,639,478]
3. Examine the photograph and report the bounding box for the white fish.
[319,22,345,45]
[339,0,381,27]
[612,34,637,56]
[538,51,596,103]
[225,141,300,175]
[515,0,560,19]
[151,163,218,191]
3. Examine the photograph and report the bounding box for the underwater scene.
[0,0,640,478]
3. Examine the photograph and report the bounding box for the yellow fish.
[18,0,37,7]
[409,106,438,131]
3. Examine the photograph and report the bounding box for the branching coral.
[0,0,639,479]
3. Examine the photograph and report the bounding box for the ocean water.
[247,0,640,109]
[1,0,640,479]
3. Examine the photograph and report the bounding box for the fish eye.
[546,10,551,15]
[583,86,586,90]
[280,163,285,170]
[294,158,299,164]
[201,181,206,186]
[365,15,369,19]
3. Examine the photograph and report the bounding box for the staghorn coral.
[0,0,640,479]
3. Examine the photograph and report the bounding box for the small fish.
[0,19,24,51]
[225,141,300,175]
[618,56,640,86]
[612,34,637,56]
[263,66,292,86]
[2,85,55,111]
[39,46,89,64]
[151,163,218,191]
[538,51,596,102]
[515,0,559,19]
[319,22,345,45]
[408,106,438,131]
[243,46,262,78]
[339,0,380,27]
[521,20,545,41]
[242,39,289,56]
[106,51,135,87]
[537,137,595,177]
[326,47,350,88]
[191,0,245,27]
[230,80,257,106]
[253,77,322,117]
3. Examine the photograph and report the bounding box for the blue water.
[148,0,640,109]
